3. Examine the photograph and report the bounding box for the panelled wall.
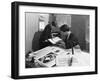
[71,15,89,51]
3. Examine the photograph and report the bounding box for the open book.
[48,37,62,44]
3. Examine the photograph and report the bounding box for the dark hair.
[51,21,57,27]
[60,24,70,32]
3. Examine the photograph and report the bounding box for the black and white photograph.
[25,13,90,68]
[11,2,97,79]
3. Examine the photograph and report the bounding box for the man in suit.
[39,21,60,49]
[58,24,80,49]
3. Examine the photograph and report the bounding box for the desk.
[71,50,90,66]
[27,46,90,68]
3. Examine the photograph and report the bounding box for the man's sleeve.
[65,34,79,49]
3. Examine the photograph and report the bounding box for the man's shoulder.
[69,33,77,40]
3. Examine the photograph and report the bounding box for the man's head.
[60,24,70,35]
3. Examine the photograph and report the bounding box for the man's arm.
[65,34,79,49]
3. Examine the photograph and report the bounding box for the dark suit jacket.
[39,24,60,49]
[64,33,79,49]
[39,24,52,49]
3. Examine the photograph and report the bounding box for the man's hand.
[74,45,80,49]
[56,40,66,49]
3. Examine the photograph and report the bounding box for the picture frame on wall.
[11,1,98,79]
